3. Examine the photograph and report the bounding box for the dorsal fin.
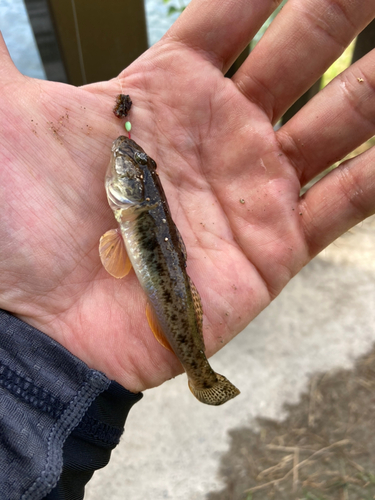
[175,227,187,264]
[188,276,205,350]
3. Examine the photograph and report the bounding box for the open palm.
[1,0,374,393]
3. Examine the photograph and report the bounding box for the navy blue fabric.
[0,310,142,500]
[44,382,142,500]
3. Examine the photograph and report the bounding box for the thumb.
[0,32,23,82]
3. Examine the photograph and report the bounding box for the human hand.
[0,0,374,393]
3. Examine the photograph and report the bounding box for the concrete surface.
[85,215,375,500]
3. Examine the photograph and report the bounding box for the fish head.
[106,136,156,210]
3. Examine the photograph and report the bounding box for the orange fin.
[99,228,132,278]
[188,276,205,350]
[146,302,173,352]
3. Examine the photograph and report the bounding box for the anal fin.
[146,302,173,352]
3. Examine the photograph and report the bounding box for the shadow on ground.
[208,346,375,500]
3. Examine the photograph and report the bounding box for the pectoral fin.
[99,228,132,278]
[146,302,173,352]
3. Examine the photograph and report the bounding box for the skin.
[0,0,374,395]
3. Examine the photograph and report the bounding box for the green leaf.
[168,6,182,15]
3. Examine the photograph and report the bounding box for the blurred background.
[1,1,374,499]
[2,0,374,126]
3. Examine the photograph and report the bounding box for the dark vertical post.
[25,0,149,85]
[24,0,67,82]
[47,0,148,85]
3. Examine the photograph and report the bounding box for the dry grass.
[207,348,375,500]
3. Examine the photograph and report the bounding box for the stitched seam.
[0,362,66,419]
[75,413,123,446]
[21,371,109,500]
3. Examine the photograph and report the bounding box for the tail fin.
[189,373,240,406]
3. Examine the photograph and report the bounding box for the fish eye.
[134,152,148,165]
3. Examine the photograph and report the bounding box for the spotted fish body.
[100,136,240,405]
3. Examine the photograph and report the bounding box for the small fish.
[100,136,240,405]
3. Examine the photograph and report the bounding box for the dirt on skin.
[207,346,375,500]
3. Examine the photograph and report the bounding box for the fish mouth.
[111,135,128,153]
[112,136,146,162]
